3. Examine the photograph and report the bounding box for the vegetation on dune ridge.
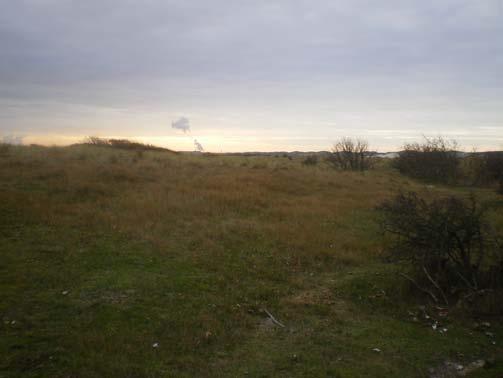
[78,136,177,153]
[1,143,502,377]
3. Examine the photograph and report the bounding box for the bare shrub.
[393,137,460,183]
[328,137,372,171]
[378,192,502,306]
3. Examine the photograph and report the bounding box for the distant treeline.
[300,136,503,194]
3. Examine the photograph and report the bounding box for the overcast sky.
[1,0,502,151]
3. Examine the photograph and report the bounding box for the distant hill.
[201,150,502,159]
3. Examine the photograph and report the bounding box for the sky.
[1,0,502,152]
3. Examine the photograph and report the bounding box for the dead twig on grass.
[263,309,285,328]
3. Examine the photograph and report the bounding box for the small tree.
[393,136,459,183]
[329,137,372,171]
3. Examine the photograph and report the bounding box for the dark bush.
[484,152,503,178]
[302,155,318,166]
[462,151,503,194]
[378,192,502,305]
[328,137,372,171]
[484,152,503,194]
[393,137,459,183]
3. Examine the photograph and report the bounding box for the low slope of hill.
[1,144,502,377]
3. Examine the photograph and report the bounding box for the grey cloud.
[2,1,502,85]
[172,117,190,133]
[0,1,502,150]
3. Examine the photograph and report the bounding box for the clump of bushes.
[378,192,502,308]
[393,137,459,183]
[388,136,501,194]
[328,137,373,171]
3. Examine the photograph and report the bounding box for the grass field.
[1,144,502,377]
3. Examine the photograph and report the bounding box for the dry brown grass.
[3,144,500,275]
[0,144,419,270]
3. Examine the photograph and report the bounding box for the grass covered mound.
[1,144,502,377]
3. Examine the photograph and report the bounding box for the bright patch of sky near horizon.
[0,0,502,152]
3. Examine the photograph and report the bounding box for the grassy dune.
[1,144,502,377]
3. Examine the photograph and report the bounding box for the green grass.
[0,145,502,377]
